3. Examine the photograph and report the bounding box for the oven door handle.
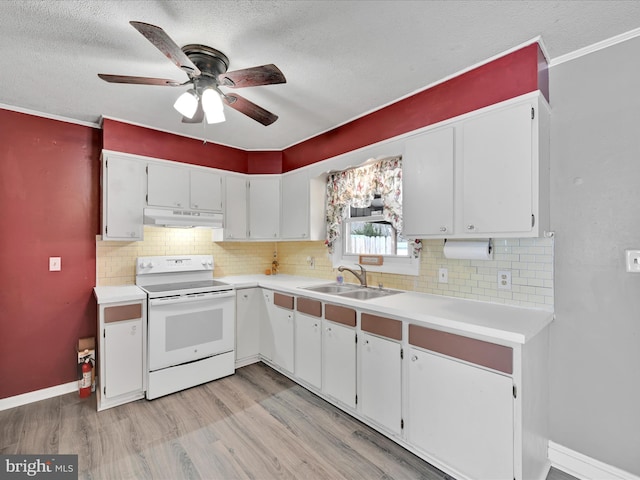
[149,290,236,306]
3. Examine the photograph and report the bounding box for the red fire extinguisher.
[79,361,92,398]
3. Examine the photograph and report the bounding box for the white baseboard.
[0,381,78,411]
[549,441,640,480]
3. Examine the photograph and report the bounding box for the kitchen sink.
[337,288,401,300]
[303,283,361,294]
[302,283,401,300]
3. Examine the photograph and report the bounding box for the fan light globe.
[202,88,225,124]
[205,109,226,124]
[174,90,199,118]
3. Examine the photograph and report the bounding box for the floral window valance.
[325,156,402,253]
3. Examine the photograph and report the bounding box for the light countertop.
[217,274,554,345]
[93,285,147,304]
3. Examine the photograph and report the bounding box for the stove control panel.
[136,255,214,275]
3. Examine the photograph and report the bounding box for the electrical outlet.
[438,267,448,284]
[498,270,511,290]
[49,257,61,271]
[306,256,315,269]
[625,250,640,273]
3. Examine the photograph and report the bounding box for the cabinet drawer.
[297,297,322,317]
[324,304,356,327]
[274,292,294,310]
[104,303,142,323]
[408,324,512,374]
[361,313,402,341]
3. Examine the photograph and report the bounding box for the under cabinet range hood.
[143,208,223,228]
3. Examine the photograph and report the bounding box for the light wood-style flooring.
[1,363,577,480]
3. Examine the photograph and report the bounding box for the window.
[326,156,420,275]
[344,196,409,257]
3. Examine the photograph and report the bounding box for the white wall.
[549,36,640,475]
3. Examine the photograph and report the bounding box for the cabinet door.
[260,291,274,361]
[235,288,263,364]
[322,320,356,408]
[402,127,455,236]
[462,102,533,235]
[295,312,322,389]
[104,319,143,398]
[249,177,280,239]
[261,291,294,373]
[147,163,190,208]
[360,333,401,434]
[190,170,222,211]
[224,175,248,240]
[102,155,146,240]
[271,305,294,373]
[281,170,309,239]
[408,348,513,480]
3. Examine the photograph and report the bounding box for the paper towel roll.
[443,240,492,260]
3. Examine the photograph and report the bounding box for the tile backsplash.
[96,227,275,285]
[278,237,554,310]
[96,228,553,310]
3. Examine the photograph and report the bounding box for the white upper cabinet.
[148,163,222,211]
[461,101,534,235]
[190,170,222,211]
[248,176,280,239]
[402,126,455,237]
[402,93,549,239]
[147,163,190,208]
[281,170,326,240]
[224,175,248,240]
[101,153,146,241]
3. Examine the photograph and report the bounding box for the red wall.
[282,43,546,171]
[0,110,101,399]
[102,118,249,173]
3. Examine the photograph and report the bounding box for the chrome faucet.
[338,264,367,287]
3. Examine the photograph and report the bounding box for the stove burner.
[142,279,230,293]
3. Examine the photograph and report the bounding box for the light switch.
[625,250,640,273]
[49,257,61,271]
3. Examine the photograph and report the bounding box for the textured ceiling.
[1,0,639,150]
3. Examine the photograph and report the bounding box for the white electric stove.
[136,255,235,399]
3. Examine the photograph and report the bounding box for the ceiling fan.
[98,21,286,126]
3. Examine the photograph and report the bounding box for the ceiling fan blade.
[130,21,201,76]
[98,74,182,86]
[181,101,204,123]
[223,93,278,126]
[218,64,286,88]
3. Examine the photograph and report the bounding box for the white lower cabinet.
[408,348,513,480]
[104,318,144,398]
[261,290,294,373]
[322,304,357,408]
[360,332,402,435]
[294,298,322,389]
[94,291,147,412]
[235,287,264,366]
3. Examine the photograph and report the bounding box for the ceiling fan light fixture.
[174,89,199,118]
[202,88,225,124]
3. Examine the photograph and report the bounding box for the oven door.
[147,290,235,372]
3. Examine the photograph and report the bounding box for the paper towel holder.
[443,238,493,255]
[443,238,493,260]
